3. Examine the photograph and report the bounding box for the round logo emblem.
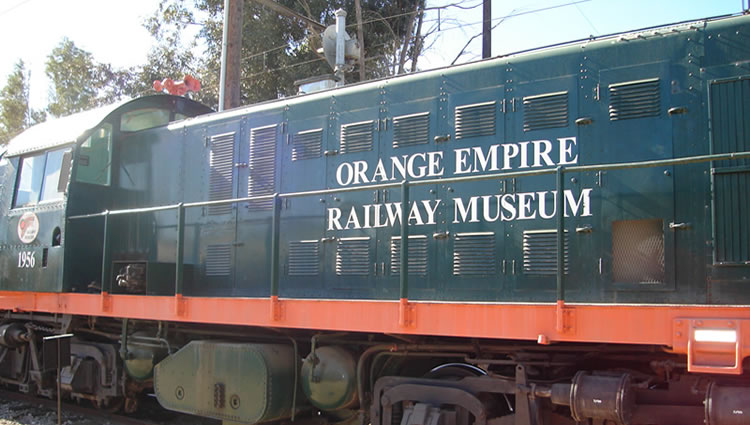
[17,212,40,244]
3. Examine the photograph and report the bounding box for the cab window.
[120,108,171,132]
[76,123,112,186]
[14,147,72,208]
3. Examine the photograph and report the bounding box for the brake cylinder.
[0,323,28,348]
[705,382,750,425]
[549,371,635,425]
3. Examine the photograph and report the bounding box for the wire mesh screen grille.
[612,219,665,284]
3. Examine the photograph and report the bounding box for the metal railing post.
[556,166,565,302]
[175,203,185,295]
[400,181,409,300]
[101,211,111,293]
[270,194,281,297]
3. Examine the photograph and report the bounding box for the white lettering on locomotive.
[335,137,578,187]
[452,189,592,224]
[326,188,592,231]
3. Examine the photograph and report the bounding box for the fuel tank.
[154,341,298,423]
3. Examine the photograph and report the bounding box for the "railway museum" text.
[326,189,593,231]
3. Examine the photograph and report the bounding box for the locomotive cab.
[0,96,211,293]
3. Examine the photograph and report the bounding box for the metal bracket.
[673,318,748,375]
[433,231,450,240]
[575,225,593,233]
[669,222,691,230]
[668,106,688,116]
[575,117,593,126]
[514,364,542,425]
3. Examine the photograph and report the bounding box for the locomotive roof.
[4,95,210,157]
[5,100,127,157]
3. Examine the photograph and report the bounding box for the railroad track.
[0,388,219,425]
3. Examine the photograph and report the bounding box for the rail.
[68,150,750,319]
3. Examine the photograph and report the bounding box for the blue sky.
[0,0,745,110]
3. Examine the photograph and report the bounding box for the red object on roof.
[153,75,201,96]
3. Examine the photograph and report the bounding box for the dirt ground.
[0,398,105,425]
[0,394,221,425]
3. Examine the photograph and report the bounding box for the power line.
[218,0,595,81]
[0,0,33,18]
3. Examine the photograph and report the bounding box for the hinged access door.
[709,77,750,266]
[197,120,242,295]
[324,92,382,296]
[235,114,284,296]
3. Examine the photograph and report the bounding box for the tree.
[145,0,427,109]
[45,38,133,117]
[126,1,200,99]
[0,60,45,146]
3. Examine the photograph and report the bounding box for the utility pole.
[219,0,243,111]
[354,0,366,81]
[482,0,491,59]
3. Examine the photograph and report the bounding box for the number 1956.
[18,251,35,268]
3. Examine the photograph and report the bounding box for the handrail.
[68,150,750,221]
[68,150,750,305]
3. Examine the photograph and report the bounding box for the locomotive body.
[0,14,749,425]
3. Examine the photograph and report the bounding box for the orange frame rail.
[1,291,748,374]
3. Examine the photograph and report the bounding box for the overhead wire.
[182,0,597,84]
[237,0,487,64]
[0,0,34,17]
[237,0,592,69]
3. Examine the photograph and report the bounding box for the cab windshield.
[13,147,72,208]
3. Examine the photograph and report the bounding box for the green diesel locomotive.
[0,13,749,425]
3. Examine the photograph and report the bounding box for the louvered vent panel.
[208,132,235,215]
[453,232,496,276]
[292,128,322,160]
[714,173,750,263]
[609,78,660,121]
[393,112,429,148]
[205,244,232,277]
[336,237,370,276]
[523,91,568,131]
[390,235,428,275]
[340,121,374,154]
[288,240,320,276]
[612,219,665,284]
[248,124,277,210]
[455,101,496,139]
[710,79,750,263]
[522,230,569,276]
